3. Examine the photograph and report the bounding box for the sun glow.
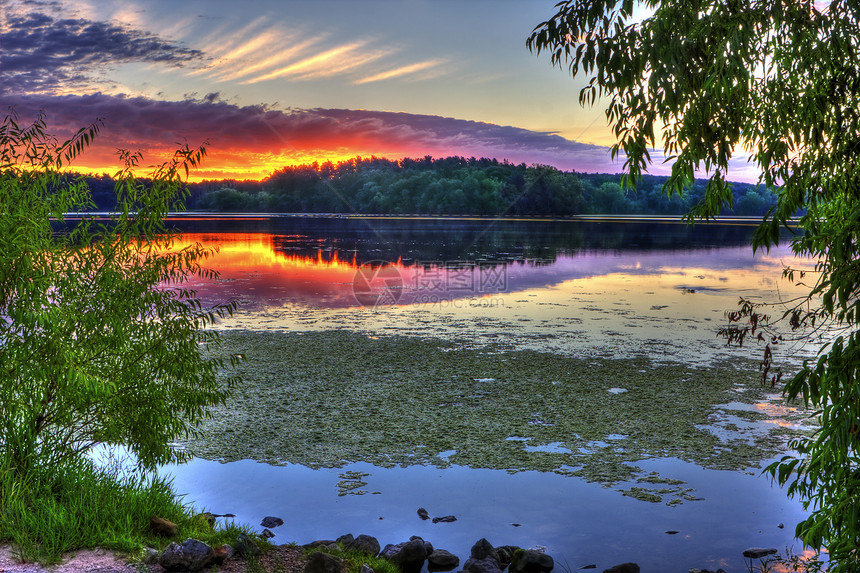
[67,147,411,182]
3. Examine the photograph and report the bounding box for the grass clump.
[306,545,400,573]
[0,455,251,565]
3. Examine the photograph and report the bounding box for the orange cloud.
[9,93,625,181]
[353,59,446,84]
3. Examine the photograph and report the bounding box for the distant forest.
[82,155,777,216]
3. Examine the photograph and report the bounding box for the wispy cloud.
[241,41,381,83]
[188,17,277,77]
[353,59,447,84]
[290,48,393,81]
[5,1,453,95]
[194,16,270,57]
[210,37,322,82]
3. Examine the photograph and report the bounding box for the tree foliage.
[0,112,238,477]
[529,0,860,567]
[170,155,775,216]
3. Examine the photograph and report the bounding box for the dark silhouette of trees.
[173,155,777,217]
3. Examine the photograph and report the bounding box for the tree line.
[81,155,777,216]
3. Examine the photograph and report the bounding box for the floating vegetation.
[189,330,811,505]
[336,470,370,496]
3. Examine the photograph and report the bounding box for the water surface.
[161,216,818,572]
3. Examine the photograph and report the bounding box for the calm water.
[160,215,817,572]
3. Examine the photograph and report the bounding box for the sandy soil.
[0,544,306,573]
[0,546,147,573]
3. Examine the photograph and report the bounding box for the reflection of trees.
[170,217,768,266]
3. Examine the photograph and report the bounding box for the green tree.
[0,112,238,477]
[529,1,860,568]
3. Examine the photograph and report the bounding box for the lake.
[157,215,819,572]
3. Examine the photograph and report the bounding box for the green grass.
[306,545,401,573]
[0,455,254,565]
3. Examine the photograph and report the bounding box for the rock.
[427,549,460,571]
[347,534,381,557]
[496,546,520,567]
[159,538,215,571]
[337,534,355,547]
[463,557,503,573]
[361,566,375,573]
[417,508,430,520]
[261,516,285,528]
[400,538,430,569]
[742,547,778,559]
[262,528,276,539]
[380,538,428,572]
[602,564,639,573]
[470,539,500,563]
[149,515,178,537]
[432,515,457,523]
[410,535,433,555]
[464,540,503,573]
[509,549,554,573]
[235,532,261,557]
[212,544,234,565]
[305,551,345,573]
[142,547,159,565]
[777,523,785,529]
[580,566,596,570]
[306,540,339,549]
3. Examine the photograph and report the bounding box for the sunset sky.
[2,0,757,182]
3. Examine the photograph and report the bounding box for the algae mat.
[186,330,806,505]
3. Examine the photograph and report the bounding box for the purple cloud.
[1,11,204,94]
[2,93,620,174]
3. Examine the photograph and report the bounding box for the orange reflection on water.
[755,401,806,429]
[170,231,815,318]
[173,233,367,307]
[766,548,825,572]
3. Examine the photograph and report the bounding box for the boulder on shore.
[427,549,460,571]
[463,539,503,573]
[159,538,215,572]
[347,534,381,557]
[495,545,521,568]
[305,551,345,573]
[380,538,429,572]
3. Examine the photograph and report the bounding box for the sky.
[2,0,758,182]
